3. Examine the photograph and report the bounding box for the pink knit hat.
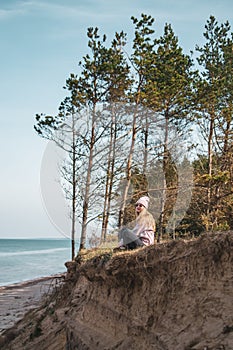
[136,196,150,209]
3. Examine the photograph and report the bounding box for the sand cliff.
[1,231,233,349]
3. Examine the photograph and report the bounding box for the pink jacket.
[132,223,155,246]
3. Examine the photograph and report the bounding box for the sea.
[0,238,74,287]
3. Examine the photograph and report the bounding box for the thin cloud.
[0,0,149,22]
[1,0,232,24]
[0,6,25,20]
[0,1,89,20]
[12,0,111,20]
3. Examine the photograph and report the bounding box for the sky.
[0,0,232,239]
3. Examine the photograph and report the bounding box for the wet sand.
[0,274,65,335]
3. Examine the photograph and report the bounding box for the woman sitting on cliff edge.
[116,196,156,251]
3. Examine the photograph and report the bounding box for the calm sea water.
[0,239,73,286]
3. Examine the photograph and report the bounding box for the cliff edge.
[1,231,233,350]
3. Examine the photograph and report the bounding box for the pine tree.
[195,16,233,231]
[143,23,196,240]
[118,14,155,227]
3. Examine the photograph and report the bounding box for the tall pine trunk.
[157,113,169,242]
[118,99,139,228]
[71,113,77,259]
[80,106,96,250]
[206,112,214,231]
[101,107,116,242]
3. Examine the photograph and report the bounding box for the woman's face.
[135,203,145,214]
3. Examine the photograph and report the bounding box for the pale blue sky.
[0,0,232,238]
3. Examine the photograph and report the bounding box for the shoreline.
[0,273,65,291]
[0,273,66,335]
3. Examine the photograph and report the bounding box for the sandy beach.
[0,274,65,335]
